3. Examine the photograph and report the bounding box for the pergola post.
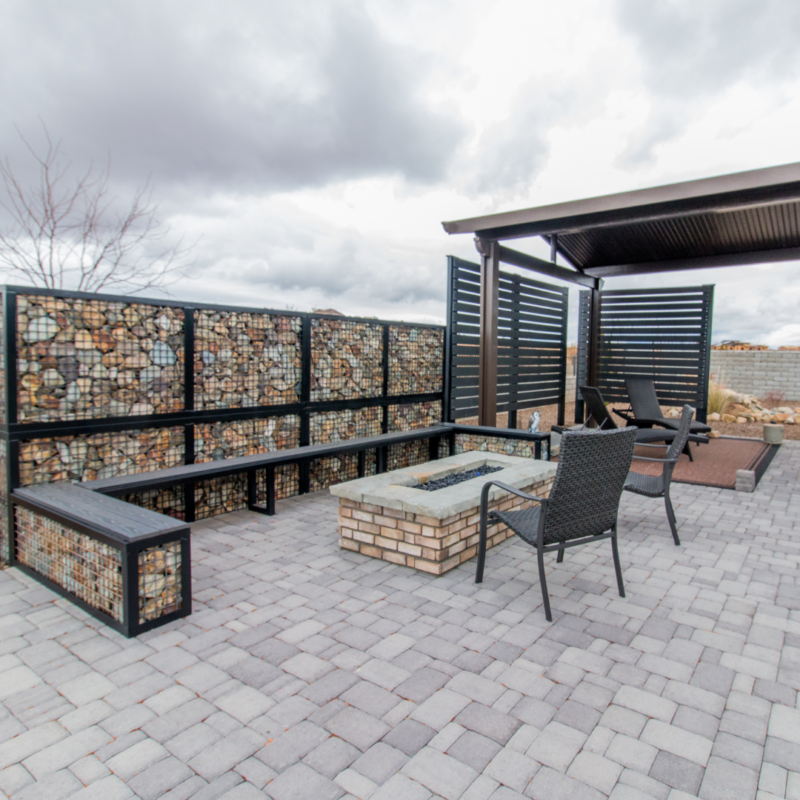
[476,238,500,427]
[587,285,602,392]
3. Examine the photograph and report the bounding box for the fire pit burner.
[417,466,503,492]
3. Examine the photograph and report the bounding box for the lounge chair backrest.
[544,427,637,546]
[579,386,618,429]
[666,405,696,461]
[625,376,665,420]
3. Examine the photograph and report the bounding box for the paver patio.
[1,442,800,800]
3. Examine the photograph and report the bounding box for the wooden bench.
[11,483,191,637]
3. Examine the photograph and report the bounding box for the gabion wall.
[19,428,185,486]
[194,310,301,409]
[14,504,124,621]
[388,326,443,395]
[2,287,446,538]
[194,416,300,463]
[16,295,185,422]
[389,401,442,432]
[311,319,383,401]
[0,439,7,561]
[454,432,548,461]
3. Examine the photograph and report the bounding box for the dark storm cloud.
[615,0,800,165]
[0,0,465,196]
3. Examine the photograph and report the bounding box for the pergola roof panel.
[557,201,800,270]
[442,161,800,276]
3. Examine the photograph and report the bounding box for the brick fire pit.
[331,452,556,575]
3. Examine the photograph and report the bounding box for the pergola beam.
[495,243,598,288]
[583,245,800,278]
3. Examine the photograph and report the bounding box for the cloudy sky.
[2,0,800,344]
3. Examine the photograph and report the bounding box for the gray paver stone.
[648,750,704,795]
[699,755,758,800]
[402,746,478,800]
[265,762,344,800]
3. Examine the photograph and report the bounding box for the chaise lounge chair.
[615,376,712,436]
[580,385,708,461]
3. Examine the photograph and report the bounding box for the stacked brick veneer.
[338,472,554,575]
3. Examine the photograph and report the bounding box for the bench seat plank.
[14,483,189,543]
[85,425,451,495]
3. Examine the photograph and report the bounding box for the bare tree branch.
[0,124,195,295]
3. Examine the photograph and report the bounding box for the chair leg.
[664,493,681,546]
[475,518,487,584]
[536,546,552,622]
[556,545,565,563]
[684,442,694,462]
[611,524,625,598]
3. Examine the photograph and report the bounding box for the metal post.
[476,238,499,427]
[299,317,311,495]
[382,325,390,434]
[184,307,195,413]
[443,258,455,422]
[587,285,602,391]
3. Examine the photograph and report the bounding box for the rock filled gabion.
[310,407,382,445]
[124,486,186,521]
[311,319,383,401]
[388,326,444,395]
[388,439,431,471]
[194,310,301,410]
[138,541,182,623]
[194,416,300,463]
[14,506,124,621]
[454,432,548,461]
[310,453,375,492]
[16,296,185,422]
[19,427,185,486]
[0,295,5,423]
[389,401,442,431]
[256,464,300,502]
[0,440,7,563]
[195,474,248,520]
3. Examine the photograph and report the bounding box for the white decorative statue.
[528,410,540,433]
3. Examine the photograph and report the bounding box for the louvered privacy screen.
[446,256,568,420]
[576,285,714,420]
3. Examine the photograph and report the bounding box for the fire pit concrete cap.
[330,452,556,518]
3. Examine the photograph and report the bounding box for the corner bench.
[11,483,191,637]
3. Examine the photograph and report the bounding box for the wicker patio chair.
[475,426,637,622]
[580,385,708,461]
[623,404,695,546]
[615,376,712,436]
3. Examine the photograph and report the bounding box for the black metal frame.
[9,492,192,637]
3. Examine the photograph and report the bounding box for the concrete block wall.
[710,350,800,400]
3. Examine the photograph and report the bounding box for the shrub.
[707,377,732,416]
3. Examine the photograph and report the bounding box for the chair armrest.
[635,442,669,449]
[631,455,679,464]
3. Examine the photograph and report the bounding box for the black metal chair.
[580,385,708,461]
[475,427,637,622]
[615,376,712,437]
[623,404,695,546]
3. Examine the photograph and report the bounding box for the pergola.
[442,161,800,426]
